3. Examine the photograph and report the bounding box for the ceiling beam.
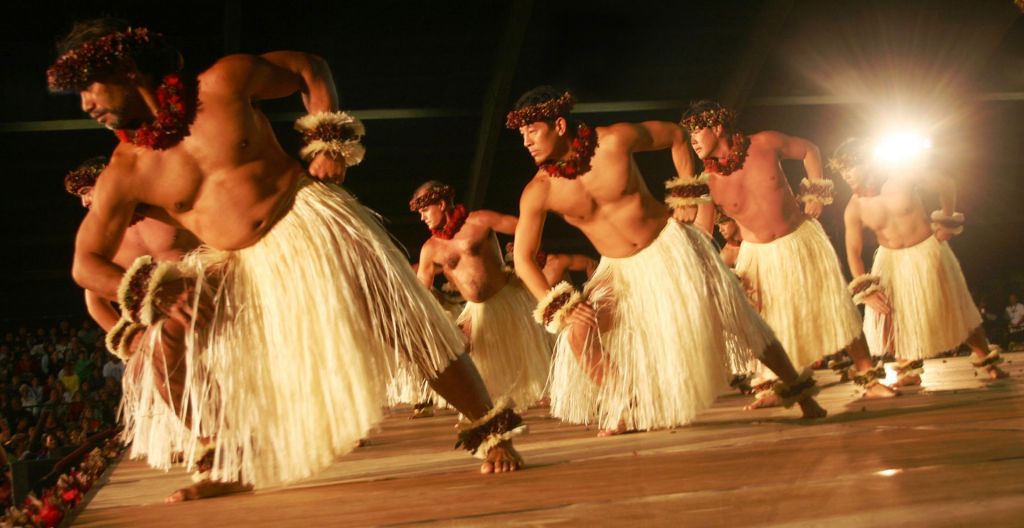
[464,0,533,209]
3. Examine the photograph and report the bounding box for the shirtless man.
[509,86,826,435]
[51,18,522,499]
[65,156,210,500]
[64,157,198,333]
[412,181,551,409]
[834,138,1009,384]
[715,208,743,268]
[680,100,897,408]
[503,243,597,287]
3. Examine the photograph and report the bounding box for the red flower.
[61,488,80,504]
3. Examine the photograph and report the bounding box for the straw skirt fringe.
[864,236,982,360]
[736,219,862,369]
[122,178,465,487]
[458,276,552,409]
[549,221,772,431]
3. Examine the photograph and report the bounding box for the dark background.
[1,0,1022,323]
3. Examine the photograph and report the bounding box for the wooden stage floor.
[73,352,1024,527]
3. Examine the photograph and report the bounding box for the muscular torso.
[110,218,200,269]
[852,178,932,249]
[424,214,509,303]
[108,69,304,251]
[539,127,669,258]
[707,133,805,243]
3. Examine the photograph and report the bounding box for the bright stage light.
[872,131,932,164]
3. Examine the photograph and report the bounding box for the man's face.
[79,187,95,209]
[519,119,566,165]
[79,78,147,130]
[839,165,864,191]
[718,219,738,240]
[418,202,446,231]
[689,125,723,160]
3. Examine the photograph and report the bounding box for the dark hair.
[56,17,181,80]
[512,85,577,128]
[683,99,735,133]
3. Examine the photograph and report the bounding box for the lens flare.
[873,131,932,165]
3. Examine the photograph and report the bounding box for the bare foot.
[862,382,900,399]
[892,374,921,387]
[165,480,253,503]
[597,419,629,437]
[744,391,781,410]
[797,397,828,419]
[480,441,523,474]
[986,366,1010,380]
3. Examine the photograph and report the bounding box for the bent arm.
[772,131,824,182]
[612,121,694,180]
[514,182,552,299]
[216,52,339,113]
[843,199,868,277]
[416,244,440,291]
[71,176,137,299]
[84,290,120,332]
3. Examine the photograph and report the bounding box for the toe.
[480,461,495,474]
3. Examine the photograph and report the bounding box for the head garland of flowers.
[409,183,455,212]
[47,27,164,93]
[827,138,868,176]
[505,91,575,129]
[680,106,737,132]
[64,159,106,196]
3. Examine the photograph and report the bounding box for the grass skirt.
[122,178,464,487]
[457,276,552,409]
[549,221,771,431]
[864,236,982,360]
[736,219,862,369]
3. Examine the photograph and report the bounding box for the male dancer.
[412,181,551,409]
[53,18,522,499]
[65,157,210,500]
[834,138,1009,384]
[504,243,597,286]
[509,87,826,435]
[679,101,897,407]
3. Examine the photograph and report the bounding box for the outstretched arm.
[609,121,694,181]
[514,179,552,299]
[470,210,518,235]
[918,171,960,241]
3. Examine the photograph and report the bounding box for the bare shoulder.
[199,54,263,94]
[843,194,862,218]
[95,146,140,196]
[749,130,786,148]
[520,172,552,207]
[467,209,498,225]
[596,123,632,148]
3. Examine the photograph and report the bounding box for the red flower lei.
[539,122,597,180]
[431,204,469,240]
[115,73,198,150]
[703,133,750,176]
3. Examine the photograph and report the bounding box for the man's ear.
[554,117,568,136]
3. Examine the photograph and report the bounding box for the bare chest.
[433,226,496,270]
[546,157,637,226]
[708,156,789,216]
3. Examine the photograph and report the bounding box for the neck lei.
[115,73,199,150]
[431,204,469,240]
[703,132,750,176]
[539,122,597,180]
